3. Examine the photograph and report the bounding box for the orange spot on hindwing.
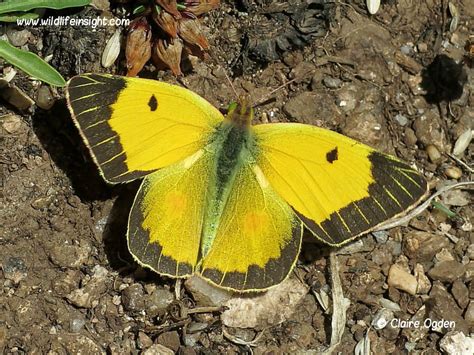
[164,191,187,217]
[243,212,270,236]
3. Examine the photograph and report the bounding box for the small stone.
[323,76,342,89]
[6,28,31,47]
[413,111,449,152]
[444,166,462,179]
[49,243,92,268]
[66,266,109,308]
[52,334,104,354]
[184,276,232,307]
[341,111,387,149]
[403,127,418,146]
[465,301,474,323]
[439,331,474,355]
[70,318,86,333]
[441,189,470,207]
[145,287,174,317]
[221,277,308,329]
[387,264,417,295]
[157,331,180,352]
[0,85,35,111]
[428,282,467,334]
[2,114,23,133]
[414,263,431,294]
[394,114,408,126]
[121,284,145,312]
[142,344,174,355]
[2,256,27,284]
[428,260,465,283]
[426,144,441,163]
[466,244,474,260]
[137,331,153,349]
[451,280,469,309]
[435,248,455,262]
[417,43,428,53]
[283,91,341,125]
[36,85,55,110]
[403,231,450,261]
[178,346,197,355]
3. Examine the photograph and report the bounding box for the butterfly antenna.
[252,76,300,108]
[223,70,240,101]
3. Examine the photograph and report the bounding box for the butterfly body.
[66,74,427,292]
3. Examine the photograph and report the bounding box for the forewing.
[253,123,427,246]
[199,162,303,292]
[66,74,223,183]
[127,151,212,278]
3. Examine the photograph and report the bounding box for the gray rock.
[428,282,468,334]
[66,266,109,308]
[142,344,174,355]
[428,260,465,283]
[121,283,145,312]
[145,287,174,317]
[184,275,232,307]
[452,279,469,309]
[157,331,181,352]
[49,243,92,269]
[323,76,342,89]
[413,110,449,152]
[439,331,474,355]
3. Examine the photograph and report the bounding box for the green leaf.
[0,40,65,87]
[0,11,40,22]
[0,0,91,15]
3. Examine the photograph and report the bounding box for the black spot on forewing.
[326,147,338,163]
[148,95,158,111]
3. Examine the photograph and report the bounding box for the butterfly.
[66,73,427,292]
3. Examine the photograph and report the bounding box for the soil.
[1,0,473,354]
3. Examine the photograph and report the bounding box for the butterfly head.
[226,97,254,127]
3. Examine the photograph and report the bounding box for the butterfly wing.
[199,161,303,292]
[253,123,427,246]
[127,150,212,278]
[66,74,223,183]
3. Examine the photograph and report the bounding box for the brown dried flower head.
[126,17,153,76]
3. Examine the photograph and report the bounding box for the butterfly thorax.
[199,108,257,259]
[226,100,254,127]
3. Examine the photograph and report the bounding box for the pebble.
[426,144,441,163]
[221,277,308,329]
[403,231,450,261]
[428,260,465,283]
[403,127,418,146]
[184,275,232,307]
[394,113,408,126]
[428,282,468,334]
[70,318,86,333]
[413,111,448,152]
[451,280,469,309]
[2,114,23,134]
[444,166,462,179]
[465,301,474,323]
[145,287,174,317]
[378,298,401,312]
[36,85,55,110]
[2,256,27,284]
[439,331,474,355]
[121,284,146,312]
[414,263,431,294]
[441,189,470,207]
[6,28,31,47]
[372,231,388,243]
[49,243,92,269]
[52,334,104,354]
[66,266,109,308]
[157,331,181,352]
[0,84,35,111]
[341,111,386,149]
[323,76,342,89]
[137,331,153,349]
[142,344,174,355]
[417,42,428,52]
[387,264,417,295]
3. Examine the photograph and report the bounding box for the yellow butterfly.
[66,74,427,292]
